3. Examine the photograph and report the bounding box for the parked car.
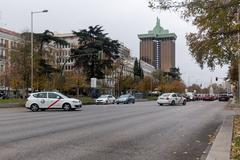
[95,95,116,104]
[157,93,187,106]
[116,94,135,104]
[26,92,82,112]
[218,94,230,101]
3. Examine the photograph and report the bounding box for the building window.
[0,65,3,72]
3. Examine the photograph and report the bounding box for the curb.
[206,115,233,160]
[135,99,148,102]
[0,103,24,108]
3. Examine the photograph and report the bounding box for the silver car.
[116,94,135,104]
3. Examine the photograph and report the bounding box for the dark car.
[0,92,8,99]
[116,94,135,104]
[218,94,230,101]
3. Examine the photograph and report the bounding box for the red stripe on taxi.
[48,99,61,109]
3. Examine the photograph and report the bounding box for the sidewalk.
[206,115,233,160]
[206,99,240,160]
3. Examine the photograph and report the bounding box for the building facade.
[51,34,155,77]
[138,18,177,72]
[52,33,78,71]
[0,27,21,91]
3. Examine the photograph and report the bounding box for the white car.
[157,93,186,106]
[95,95,116,104]
[26,92,82,112]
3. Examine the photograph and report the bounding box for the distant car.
[218,94,230,101]
[157,93,187,106]
[26,92,82,112]
[227,93,233,98]
[203,95,215,101]
[116,94,135,104]
[0,93,4,99]
[95,95,116,104]
[0,92,8,99]
[186,92,196,101]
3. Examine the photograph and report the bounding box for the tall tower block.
[138,18,177,72]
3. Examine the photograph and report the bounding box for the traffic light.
[216,77,218,81]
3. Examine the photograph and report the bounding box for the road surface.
[0,101,229,160]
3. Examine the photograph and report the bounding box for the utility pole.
[30,10,48,92]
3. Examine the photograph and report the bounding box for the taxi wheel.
[171,100,175,106]
[30,104,39,112]
[183,100,186,105]
[63,103,71,111]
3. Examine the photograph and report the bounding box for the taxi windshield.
[99,95,108,98]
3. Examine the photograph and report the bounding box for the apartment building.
[52,33,78,71]
[0,27,21,90]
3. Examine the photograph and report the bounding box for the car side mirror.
[57,96,61,99]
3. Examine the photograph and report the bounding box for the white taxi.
[26,92,82,112]
[157,93,186,106]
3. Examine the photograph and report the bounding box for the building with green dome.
[138,18,177,72]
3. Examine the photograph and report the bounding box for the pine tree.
[138,60,144,79]
[71,25,120,80]
[133,58,139,78]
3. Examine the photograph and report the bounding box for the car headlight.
[72,101,79,103]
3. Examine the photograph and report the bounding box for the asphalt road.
[0,101,229,160]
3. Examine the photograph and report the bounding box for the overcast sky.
[0,0,228,87]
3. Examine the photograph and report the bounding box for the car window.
[120,95,129,98]
[48,93,61,99]
[99,95,108,98]
[161,93,170,97]
[57,93,69,99]
[172,94,177,97]
[33,93,47,98]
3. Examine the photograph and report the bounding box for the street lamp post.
[31,10,48,92]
